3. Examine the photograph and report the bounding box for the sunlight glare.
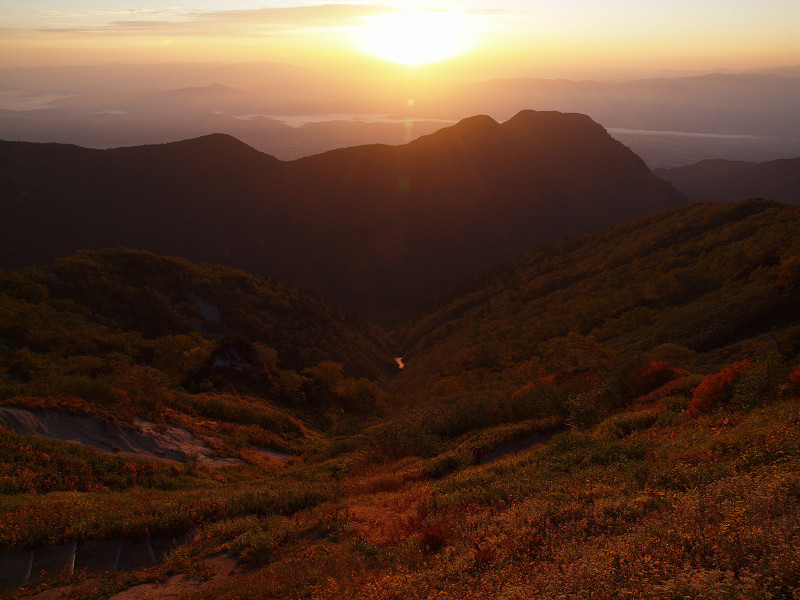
[355,11,476,66]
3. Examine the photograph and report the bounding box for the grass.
[3,377,800,600]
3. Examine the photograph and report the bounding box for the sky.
[1,1,799,79]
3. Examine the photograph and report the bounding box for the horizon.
[1,2,800,170]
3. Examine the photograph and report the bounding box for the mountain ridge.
[655,156,800,204]
[0,110,686,320]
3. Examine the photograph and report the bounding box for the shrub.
[509,375,564,420]
[731,353,789,409]
[565,384,623,430]
[688,360,755,415]
[626,360,679,399]
[419,523,447,553]
[785,364,800,394]
[595,408,660,440]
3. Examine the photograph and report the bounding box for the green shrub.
[731,352,790,409]
[595,408,661,440]
[565,383,623,429]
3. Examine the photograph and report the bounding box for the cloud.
[38,12,79,18]
[466,9,536,16]
[190,4,396,25]
[91,10,151,14]
[23,4,531,40]
[28,3,398,37]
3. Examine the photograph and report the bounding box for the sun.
[354,10,476,66]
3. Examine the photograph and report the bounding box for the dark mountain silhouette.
[0,110,685,319]
[655,157,800,204]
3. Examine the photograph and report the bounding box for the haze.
[1,1,799,166]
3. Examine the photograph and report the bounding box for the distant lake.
[607,128,765,140]
[607,128,800,168]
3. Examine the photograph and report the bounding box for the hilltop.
[0,110,685,320]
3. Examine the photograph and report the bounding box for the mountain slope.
[2,208,800,599]
[0,247,396,398]
[392,199,800,402]
[0,110,686,320]
[655,157,800,203]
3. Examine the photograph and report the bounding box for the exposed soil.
[0,406,240,466]
[110,555,239,600]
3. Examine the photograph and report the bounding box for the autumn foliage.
[786,365,800,393]
[626,360,679,398]
[688,360,755,415]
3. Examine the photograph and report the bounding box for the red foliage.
[473,542,497,566]
[786,365,800,394]
[688,360,755,415]
[419,524,448,553]
[627,361,679,398]
[511,374,557,402]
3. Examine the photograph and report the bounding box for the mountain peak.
[140,133,280,164]
[409,113,502,151]
[452,114,501,132]
[170,132,256,151]
[502,110,605,137]
[0,111,686,319]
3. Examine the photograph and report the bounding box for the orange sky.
[1,2,799,79]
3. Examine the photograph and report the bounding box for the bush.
[731,353,789,409]
[509,375,564,420]
[626,360,679,399]
[595,408,660,440]
[688,360,755,415]
[419,523,447,553]
[785,364,800,394]
[565,384,623,430]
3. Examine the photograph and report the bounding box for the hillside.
[655,157,800,203]
[0,248,395,468]
[2,203,800,597]
[392,199,800,403]
[0,110,686,320]
[1,202,800,598]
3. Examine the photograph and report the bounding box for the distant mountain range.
[0,110,685,320]
[3,68,800,166]
[655,157,800,204]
